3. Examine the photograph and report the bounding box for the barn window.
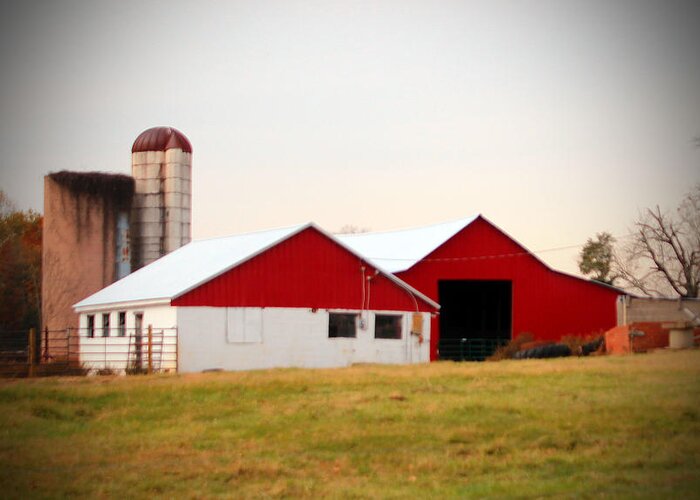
[87,315,95,338]
[102,313,110,337]
[329,313,356,338]
[375,314,402,339]
[118,312,126,337]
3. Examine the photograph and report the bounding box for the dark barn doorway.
[438,280,512,361]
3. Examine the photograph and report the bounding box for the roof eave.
[74,297,172,314]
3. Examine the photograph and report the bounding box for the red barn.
[75,223,438,373]
[339,215,621,361]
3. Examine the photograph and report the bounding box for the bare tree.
[614,185,700,298]
[336,224,370,234]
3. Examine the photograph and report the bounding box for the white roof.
[337,216,478,273]
[74,222,439,311]
[75,223,309,309]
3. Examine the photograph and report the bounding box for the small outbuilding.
[74,223,438,373]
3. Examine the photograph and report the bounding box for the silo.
[131,127,192,269]
[42,171,134,353]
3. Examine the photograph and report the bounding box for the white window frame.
[101,313,110,337]
[118,311,126,337]
[87,314,95,338]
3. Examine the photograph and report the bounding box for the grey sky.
[1,0,698,274]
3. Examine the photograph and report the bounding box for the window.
[118,312,126,337]
[87,315,95,338]
[134,313,143,337]
[102,313,110,337]
[329,313,356,338]
[375,314,402,339]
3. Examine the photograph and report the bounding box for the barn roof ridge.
[189,222,312,243]
[337,215,479,273]
[339,214,479,238]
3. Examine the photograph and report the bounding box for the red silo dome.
[132,126,192,153]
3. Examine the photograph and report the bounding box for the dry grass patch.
[1,350,699,498]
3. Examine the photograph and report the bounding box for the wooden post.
[28,328,36,378]
[147,324,153,375]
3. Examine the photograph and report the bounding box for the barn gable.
[172,226,437,312]
[341,215,622,360]
[337,216,477,273]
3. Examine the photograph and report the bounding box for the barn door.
[438,280,512,361]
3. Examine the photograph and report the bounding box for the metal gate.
[438,337,509,361]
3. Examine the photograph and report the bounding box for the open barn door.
[438,280,512,361]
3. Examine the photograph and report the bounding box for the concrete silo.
[131,127,192,270]
[42,172,134,347]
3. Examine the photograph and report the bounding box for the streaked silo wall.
[42,172,134,341]
[132,150,166,267]
[163,148,192,253]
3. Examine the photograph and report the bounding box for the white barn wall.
[177,307,430,373]
[78,304,177,372]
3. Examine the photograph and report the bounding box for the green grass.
[1,350,699,498]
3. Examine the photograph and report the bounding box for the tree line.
[0,191,42,333]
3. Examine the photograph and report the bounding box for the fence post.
[104,332,107,370]
[147,325,153,375]
[28,328,36,378]
[175,327,179,374]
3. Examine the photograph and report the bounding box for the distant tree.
[0,191,42,332]
[578,232,616,285]
[336,224,370,234]
[614,185,700,298]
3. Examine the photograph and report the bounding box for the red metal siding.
[172,227,434,312]
[396,216,620,360]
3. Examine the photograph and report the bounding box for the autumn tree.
[578,232,616,285]
[0,191,42,332]
[614,185,700,298]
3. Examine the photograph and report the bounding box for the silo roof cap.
[132,126,192,153]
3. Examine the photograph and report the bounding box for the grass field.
[1,350,699,499]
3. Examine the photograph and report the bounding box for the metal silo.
[131,126,192,270]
